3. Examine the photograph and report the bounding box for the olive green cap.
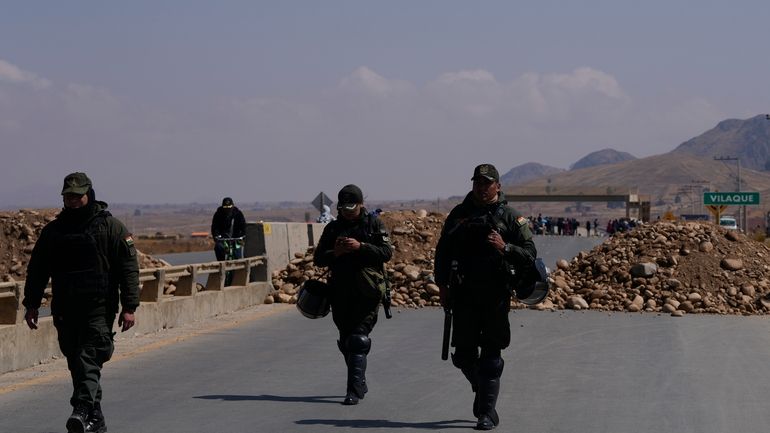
[471,164,499,182]
[61,172,92,195]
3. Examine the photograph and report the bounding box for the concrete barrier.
[0,256,269,375]
[244,222,325,278]
[0,221,326,375]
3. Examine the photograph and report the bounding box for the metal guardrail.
[0,255,267,325]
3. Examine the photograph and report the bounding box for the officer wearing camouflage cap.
[23,172,140,433]
[434,164,537,430]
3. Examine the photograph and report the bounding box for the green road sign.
[703,192,760,206]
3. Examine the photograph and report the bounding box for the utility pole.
[766,114,770,236]
[714,156,742,230]
[690,180,710,215]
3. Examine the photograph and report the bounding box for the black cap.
[471,164,499,182]
[222,197,234,208]
[61,172,92,195]
[337,184,363,210]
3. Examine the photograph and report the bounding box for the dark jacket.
[23,201,140,314]
[210,206,246,239]
[434,192,536,288]
[313,209,392,290]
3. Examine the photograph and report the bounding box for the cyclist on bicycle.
[211,197,246,261]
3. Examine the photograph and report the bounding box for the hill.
[499,115,770,223]
[516,153,770,196]
[512,153,770,208]
[500,162,565,186]
[672,114,770,172]
[570,148,636,170]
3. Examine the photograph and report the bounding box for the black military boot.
[86,402,107,433]
[475,377,501,431]
[66,403,91,433]
[343,353,368,405]
[338,339,357,405]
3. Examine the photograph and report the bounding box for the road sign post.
[705,204,727,222]
[311,192,333,212]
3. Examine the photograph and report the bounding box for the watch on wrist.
[503,243,512,254]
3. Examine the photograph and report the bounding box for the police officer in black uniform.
[313,184,392,405]
[23,172,140,433]
[434,164,537,431]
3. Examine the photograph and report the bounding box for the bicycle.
[215,236,245,286]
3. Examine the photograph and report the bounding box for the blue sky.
[2,1,769,207]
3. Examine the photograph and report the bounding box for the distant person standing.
[313,184,392,405]
[434,164,537,430]
[210,197,246,261]
[317,204,335,223]
[23,172,139,433]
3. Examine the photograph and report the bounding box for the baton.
[441,307,452,360]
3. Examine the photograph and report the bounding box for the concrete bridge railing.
[0,256,271,374]
[0,221,326,375]
[0,255,267,324]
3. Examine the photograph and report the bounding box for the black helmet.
[514,258,551,306]
[296,280,331,319]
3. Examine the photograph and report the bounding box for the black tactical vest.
[51,214,110,297]
[449,203,510,284]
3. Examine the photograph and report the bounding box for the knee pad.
[451,347,479,370]
[478,356,504,379]
[345,334,371,355]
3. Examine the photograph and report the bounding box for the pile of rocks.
[0,209,55,283]
[0,208,169,286]
[266,209,447,307]
[267,211,770,317]
[546,221,770,316]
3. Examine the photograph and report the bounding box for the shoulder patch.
[516,216,528,227]
[125,234,135,246]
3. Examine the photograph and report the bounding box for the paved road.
[5,234,770,433]
[4,305,770,433]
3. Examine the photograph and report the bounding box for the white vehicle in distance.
[719,215,738,231]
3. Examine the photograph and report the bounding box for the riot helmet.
[296,279,331,319]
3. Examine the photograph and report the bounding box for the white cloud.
[543,67,627,100]
[511,67,631,123]
[434,69,497,85]
[338,66,413,97]
[422,66,630,122]
[0,59,51,89]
